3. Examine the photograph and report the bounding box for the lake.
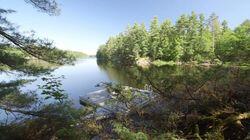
[1,57,150,108]
[1,57,249,108]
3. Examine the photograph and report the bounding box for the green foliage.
[216,20,250,63]
[97,12,250,66]
[153,133,184,140]
[203,131,224,140]
[113,122,148,140]
[98,63,249,139]
[1,5,75,72]
[0,79,37,109]
[148,17,160,60]
[152,60,176,67]
[97,23,150,66]
[216,29,238,61]
[0,1,90,140]
[66,50,87,58]
[1,2,250,139]
[39,74,68,103]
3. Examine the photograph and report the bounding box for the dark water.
[1,57,249,108]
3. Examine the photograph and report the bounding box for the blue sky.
[1,0,250,54]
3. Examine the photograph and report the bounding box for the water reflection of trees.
[98,62,250,139]
[99,63,250,113]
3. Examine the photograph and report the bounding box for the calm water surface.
[25,58,116,107]
[1,57,249,108]
[1,58,144,107]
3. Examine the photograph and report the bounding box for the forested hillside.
[97,12,249,66]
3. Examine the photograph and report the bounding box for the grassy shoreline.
[135,58,250,68]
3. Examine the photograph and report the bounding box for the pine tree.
[175,14,188,62]
[221,20,229,33]
[149,17,160,60]
[139,23,149,57]
[209,13,221,57]
[159,19,173,61]
[195,14,213,62]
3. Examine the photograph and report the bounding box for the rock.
[79,87,156,119]
[136,57,151,68]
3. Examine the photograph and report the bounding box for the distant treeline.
[0,45,86,72]
[97,12,250,66]
[65,50,87,58]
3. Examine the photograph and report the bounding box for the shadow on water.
[98,61,250,93]
[98,60,250,111]
[1,58,249,109]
